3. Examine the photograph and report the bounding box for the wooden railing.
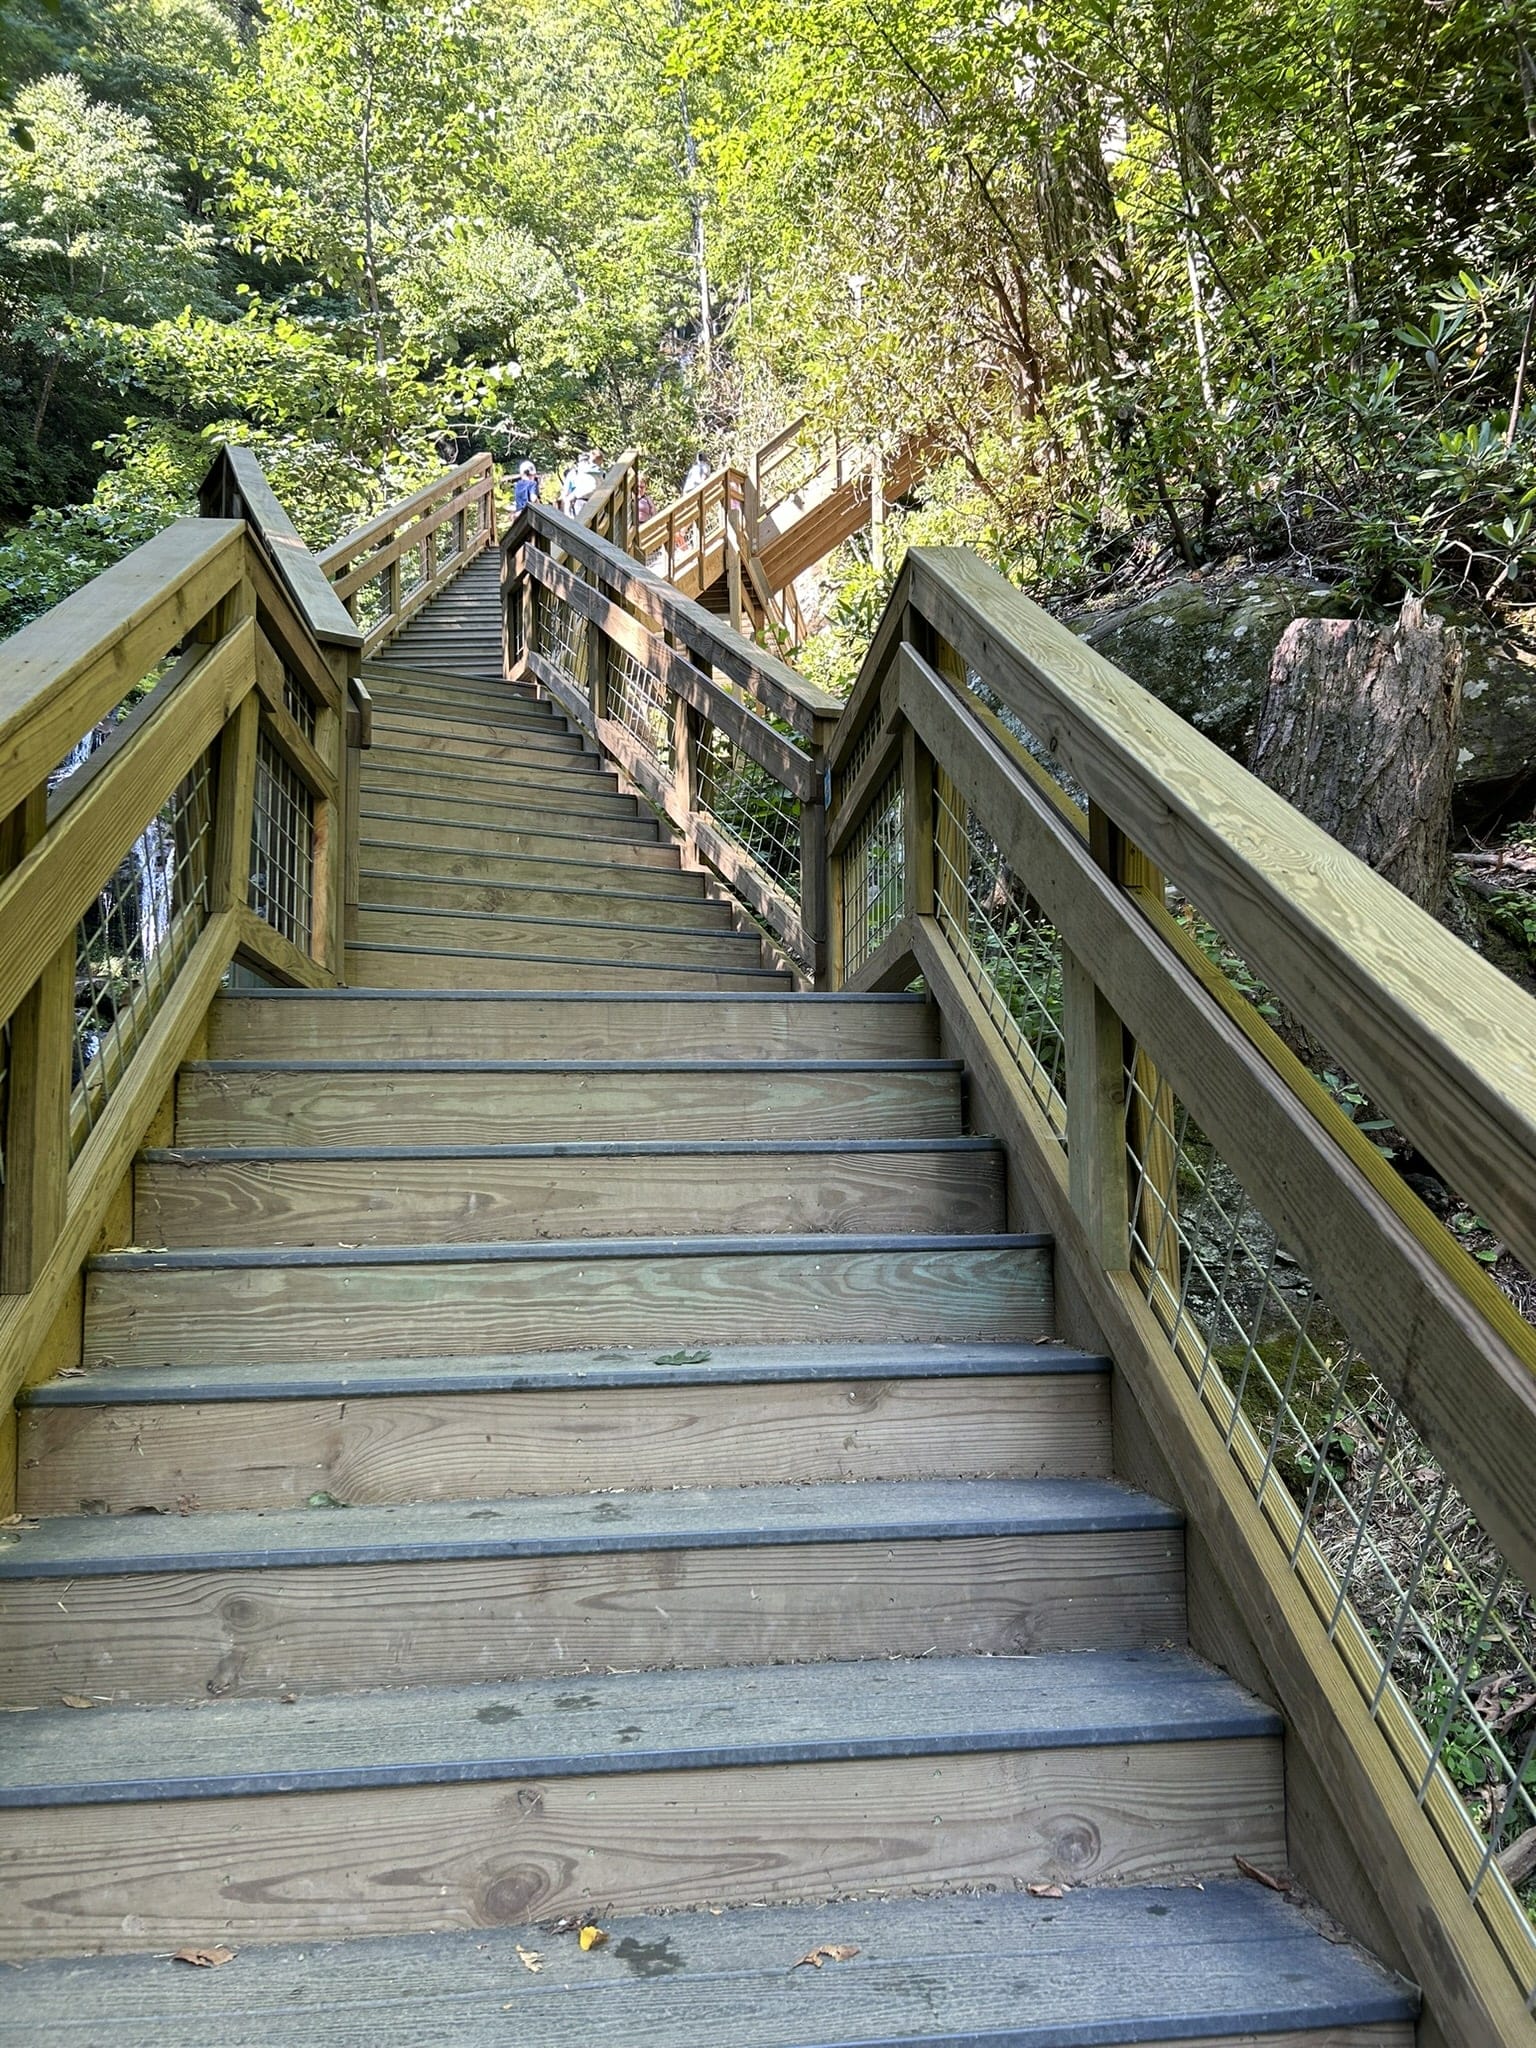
[577,449,640,553]
[0,451,360,1435]
[318,454,497,657]
[635,462,751,595]
[503,503,840,978]
[822,545,1536,2044]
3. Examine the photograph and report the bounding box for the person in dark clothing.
[513,460,542,514]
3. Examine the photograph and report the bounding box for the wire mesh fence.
[1122,1055,1536,1989]
[933,777,1068,1138]
[607,641,674,767]
[697,718,803,899]
[839,769,904,977]
[533,587,584,693]
[249,731,314,951]
[282,671,317,744]
[71,752,215,1158]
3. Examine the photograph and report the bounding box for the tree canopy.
[1,0,1533,635]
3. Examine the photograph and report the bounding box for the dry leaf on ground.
[59,1695,96,1710]
[1234,1855,1289,1893]
[578,1925,608,1951]
[172,1946,235,1968]
[1025,1882,1066,1898]
[515,1945,543,1973]
[792,1943,861,1969]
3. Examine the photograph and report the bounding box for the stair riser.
[367,697,559,734]
[364,755,618,799]
[85,1245,1053,1365]
[0,1528,1180,1705]
[0,1741,1283,1958]
[352,910,764,968]
[134,1148,1004,1248]
[369,731,595,770]
[173,1069,963,1146]
[207,995,939,1063]
[360,822,679,868]
[21,1370,1102,1514]
[359,875,721,931]
[344,950,788,993]
[361,800,657,845]
[361,781,638,826]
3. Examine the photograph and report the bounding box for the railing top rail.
[843,544,1536,1278]
[317,454,495,575]
[0,518,247,822]
[200,447,363,656]
[513,503,840,733]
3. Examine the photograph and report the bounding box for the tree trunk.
[1250,598,1465,913]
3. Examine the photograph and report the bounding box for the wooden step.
[84,1232,1052,1365]
[358,846,694,896]
[343,946,790,992]
[131,1135,1004,1249]
[361,796,660,845]
[358,872,719,928]
[363,748,617,795]
[0,1478,1177,1703]
[365,689,559,732]
[0,1885,1417,2043]
[20,1341,1107,1512]
[0,1652,1284,1957]
[352,905,764,968]
[173,1058,964,1144]
[359,817,680,865]
[206,991,939,1062]
[359,777,641,826]
[369,727,595,770]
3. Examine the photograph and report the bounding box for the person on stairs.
[565,449,606,519]
[513,460,542,514]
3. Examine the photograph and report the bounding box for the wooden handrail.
[822,546,1536,2039]
[200,446,363,656]
[317,455,497,658]
[0,459,355,1448]
[502,502,834,977]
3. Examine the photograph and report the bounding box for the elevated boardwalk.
[0,452,1532,2045]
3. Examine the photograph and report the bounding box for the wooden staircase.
[0,579,1419,2042]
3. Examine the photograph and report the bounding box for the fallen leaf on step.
[546,1915,582,1935]
[306,1491,349,1509]
[578,1924,608,1951]
[515,1945,543,1973]
[1025,1882,1066,1898]
[1234,1855,1289,1893]
[653,1348,710,1366]
[59,1695,96,1710]
[278,1691,298,1704]
[172,1946,236,1968]
[792,1944,860,1969]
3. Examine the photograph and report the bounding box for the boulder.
[1065,567,1536,823]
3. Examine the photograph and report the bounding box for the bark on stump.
[1250,597,1465,913]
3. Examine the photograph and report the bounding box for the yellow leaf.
[172,1946,236,1968]
[578,1924,608,1951]
[60,1694,96,1710]
[793,1943,860,1969]
[515,1945,543,1973]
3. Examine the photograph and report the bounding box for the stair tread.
[26,1338,1103,1405]
[0,1649,1274,1805]
[140,1135,1000,1163]
[182,1054,958,1070]
[211,988,929,1004]
[0,1886,1417,2044]
[90,1227,1044,1272]
[355,902,756,942]
[0,1475,1171,1578]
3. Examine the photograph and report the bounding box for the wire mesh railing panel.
[398,541,426,598]
[1122,1056,1536,1986]
[933,778,1068,1137]
[697,720,802,900]
[249,731,314,951]
[840,769,903,978]
[0,1014,10,1226]
[834,715,882,811]
[533,587,583,693]
[71,752,215,1157]
[607,641,674,767]
[282,672,317,744]
[351,575,388,636]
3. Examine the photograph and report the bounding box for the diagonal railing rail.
[317,455,497,658]
[822,546,1536,2042]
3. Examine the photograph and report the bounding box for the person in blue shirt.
[513,460,542,514]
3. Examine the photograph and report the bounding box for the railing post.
[801,711,836,988]
[587,616,608,729]
[423,521,437,595]
[213,692,261,916]
[1,789,72,1296]
[1062,942,1131,1271]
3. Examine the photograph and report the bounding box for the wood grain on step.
[0,1741,1281,1957]
[172,1065,961,1146]
[20,1369,1102,1513]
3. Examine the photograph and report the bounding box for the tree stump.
[1250,597,1465,913]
